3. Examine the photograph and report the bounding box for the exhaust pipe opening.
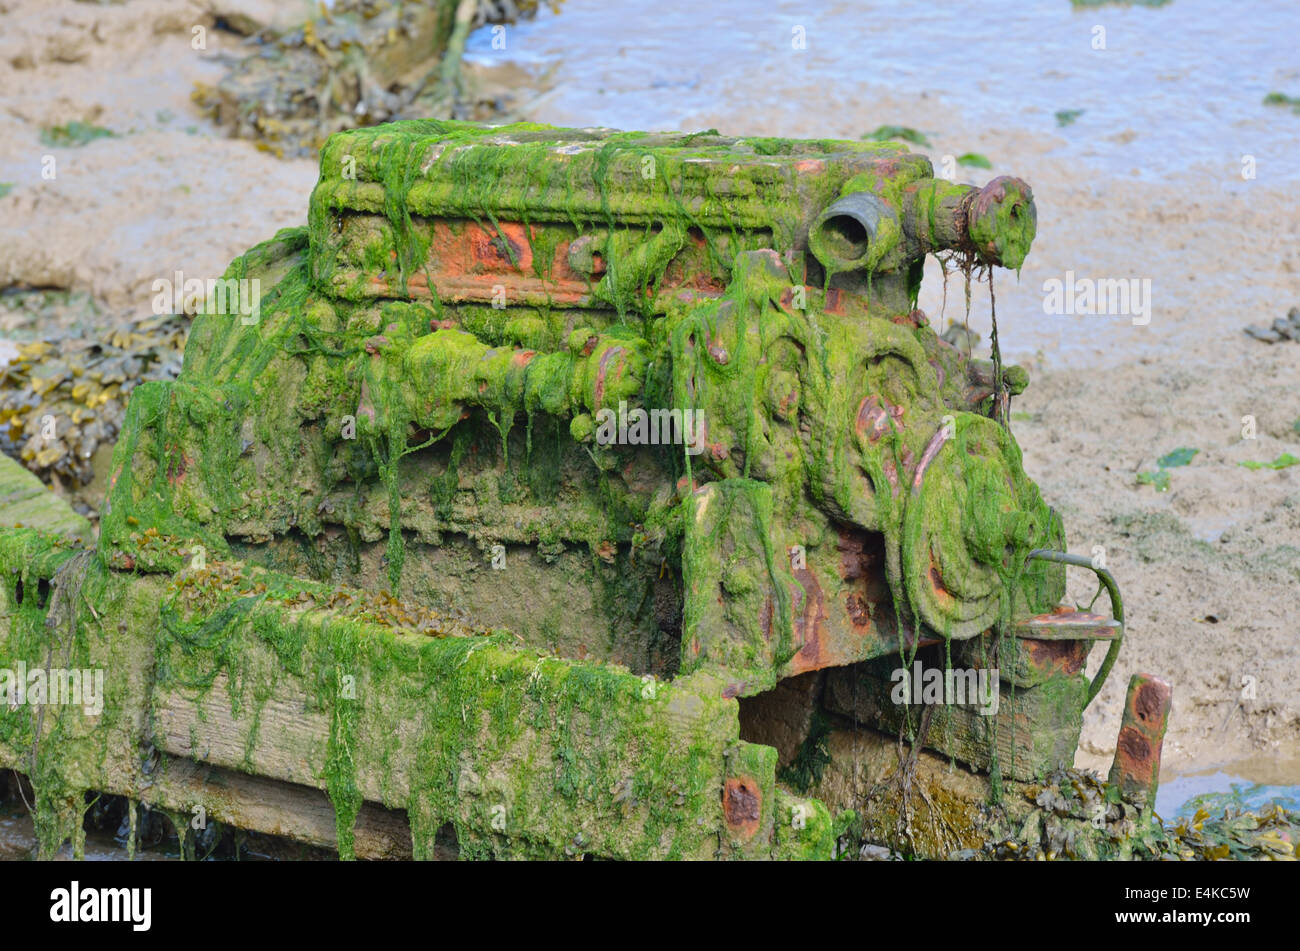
[819,214,869,258]
[808,192,887,271]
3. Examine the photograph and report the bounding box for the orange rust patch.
[1018,638,1090,677]
[468,220,532,271]
[348,218,742,310]
[787,561,828,675]
[927,547,957,608]
[824,287,844,315]
[1115,725,1153,773]
[723,776,762,839]
[855,395,904,442]
[836,528,893,638]
[845,594,871,627]
[1135,680,1167,724]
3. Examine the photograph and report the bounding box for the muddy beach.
[0,0,1297,865]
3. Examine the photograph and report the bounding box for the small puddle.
[1156,754,1300,819]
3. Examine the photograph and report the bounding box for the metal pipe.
[808,192,887,270]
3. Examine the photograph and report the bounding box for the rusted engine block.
[143,123,1057,675]
[87,122,1149,846]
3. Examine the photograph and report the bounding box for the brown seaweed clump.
[193,0,560,158]
[0,291,188,515]
[983,766,1299,861]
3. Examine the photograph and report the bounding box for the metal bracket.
[1023,549,1125,708]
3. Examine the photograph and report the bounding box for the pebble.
[1243,305,1300,344]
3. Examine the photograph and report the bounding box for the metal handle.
[1025,549,1124,707]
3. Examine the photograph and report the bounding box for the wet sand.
[1,0,1297,784]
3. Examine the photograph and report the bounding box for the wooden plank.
[143,757,416,860]
[153,673,330,795]
[0,454,91,542]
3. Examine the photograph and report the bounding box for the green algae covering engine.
[38,120,1153,860]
